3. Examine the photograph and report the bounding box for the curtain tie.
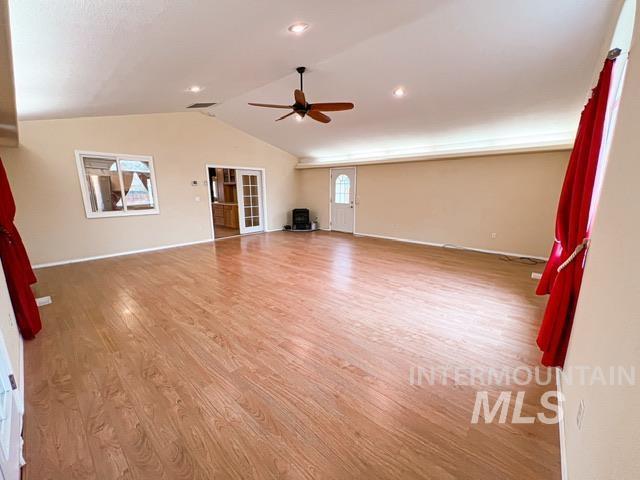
[557,238,590,273]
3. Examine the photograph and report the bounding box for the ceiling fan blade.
[275,111,296,122]
[294,89,306,106]
[248,103,292,109]
[309,102,354,112]
[307,111,331,124]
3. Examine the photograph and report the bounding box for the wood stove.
[292,208,311,230]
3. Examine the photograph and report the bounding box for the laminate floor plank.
[24,232,560,479]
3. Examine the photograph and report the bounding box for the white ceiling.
[9,0,622,161]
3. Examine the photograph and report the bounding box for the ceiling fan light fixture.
[296,114,304,122]
[288,22,310,34]
[393,86,406,98]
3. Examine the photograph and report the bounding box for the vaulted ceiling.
[9,0,622,161]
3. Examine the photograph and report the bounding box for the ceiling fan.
[248,67,354,123]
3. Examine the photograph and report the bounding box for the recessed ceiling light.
[288,22,310,34]
[393,87,406,98]
[187,85,203,93]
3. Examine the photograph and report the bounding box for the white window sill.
[85,209,160,219]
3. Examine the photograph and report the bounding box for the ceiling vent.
[186,102,217,109]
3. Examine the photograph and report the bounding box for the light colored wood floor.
[26,232,560,479]
[213,224,240,239]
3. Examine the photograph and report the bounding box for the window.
[76,151,159,218]
[334,174,350,204]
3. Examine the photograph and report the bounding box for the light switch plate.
[36,296,52,307]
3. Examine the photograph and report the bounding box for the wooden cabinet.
[213,203,224,225]
[224,204,239,229]
[215,168,237,203]
[213,170,239,230]
[212,203,239,229]
[222,169,235,184]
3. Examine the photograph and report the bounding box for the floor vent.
[187,102,217,109]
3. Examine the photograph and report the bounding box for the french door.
[237,169,265,234]
[330,167,356,233]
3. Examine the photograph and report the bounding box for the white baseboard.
[556,369,568,480]
[33,238,214,269]
[353,231,548,261]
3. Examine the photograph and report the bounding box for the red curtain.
[536,59,614,367]
[0,158,42,339]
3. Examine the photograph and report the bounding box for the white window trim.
[75,150,160,219]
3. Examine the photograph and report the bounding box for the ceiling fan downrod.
[296,66,306,92]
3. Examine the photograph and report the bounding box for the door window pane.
[334,174,350,204]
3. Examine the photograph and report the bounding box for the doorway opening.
[206,165,267,240]
[330,167,356,233]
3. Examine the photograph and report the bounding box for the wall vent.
[186,102,217,109]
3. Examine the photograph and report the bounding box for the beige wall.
[561,3,639,479]
[297,150,569,258]
[0,112,298,265]
[296,167,332,228]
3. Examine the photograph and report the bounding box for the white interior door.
[330,168,356,233]
[237,169,265,234]
[0,266,23,480]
